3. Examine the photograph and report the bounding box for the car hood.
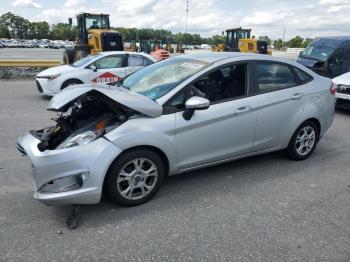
[296,57,320,68]
[37,65,78,77]
[332,72,350,85]
[48,84,163,118]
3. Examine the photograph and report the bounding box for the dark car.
[297,36,350,78]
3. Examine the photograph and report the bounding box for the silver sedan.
[17,53,336,206]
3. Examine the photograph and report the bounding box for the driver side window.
[166,63,248,112]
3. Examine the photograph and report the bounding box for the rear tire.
[61,79,83,90]
[106,149,165,206]
[287,121,319,161]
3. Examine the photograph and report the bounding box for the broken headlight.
[57,120,105,149]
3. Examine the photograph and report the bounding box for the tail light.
[330,83,337,95]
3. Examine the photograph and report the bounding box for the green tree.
[0,26,10,38]
[50,23,77,40]
[302,38,313,48]
[273,39,283,50]
[208,35,226,46]
[287,35,304,48]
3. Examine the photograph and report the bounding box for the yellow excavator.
[63,13,123,64]
[212,27,271,55]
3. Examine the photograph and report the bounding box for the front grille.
[16,143,27,156]
[36,80,43,93]
[337,85,350,95]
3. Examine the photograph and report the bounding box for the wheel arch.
[61,78,84,90]
[102,145,170,192]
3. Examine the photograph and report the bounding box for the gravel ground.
[0,80,349,262]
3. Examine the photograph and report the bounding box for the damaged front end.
[32,90,133,151]
[16,85,162,205]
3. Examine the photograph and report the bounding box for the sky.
[0,0,350,40]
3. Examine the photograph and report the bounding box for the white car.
[35,51,157,96]
[332,72,350,108]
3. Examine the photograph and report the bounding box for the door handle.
[234,106,252,115]
[291,93,304,100]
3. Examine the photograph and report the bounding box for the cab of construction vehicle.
[297,36,350,78]
[226,28,251,52]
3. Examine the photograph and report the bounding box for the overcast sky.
[1,0,349,40]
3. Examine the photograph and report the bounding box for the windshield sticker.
[180,62,204,70]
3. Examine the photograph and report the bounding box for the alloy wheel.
[116,158,158,200]
[295,126,316,156]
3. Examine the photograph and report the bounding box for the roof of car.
[98,51,157,61]
[176,52,271,63]
[312,36,350,47]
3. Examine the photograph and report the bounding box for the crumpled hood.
[37,65,78,77]
[296,57,320,68]
[48,84,163,118]
[332,72,350,85]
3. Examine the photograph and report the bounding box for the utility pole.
[185,0,189,33]
[282,27,286,50]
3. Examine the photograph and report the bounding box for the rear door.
[253,61,307,151]
[89,54,126,84]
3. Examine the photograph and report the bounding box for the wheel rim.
[295,126,316,156]
[116,158,158,200]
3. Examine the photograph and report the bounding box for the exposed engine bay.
[31,90,137,151]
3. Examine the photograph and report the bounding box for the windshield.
[119,58,210,100]
[86,16,109,30]
[72,54,103,68]
[301,45,335,61]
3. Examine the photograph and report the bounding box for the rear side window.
[256,62,297,93]
[294,67,312,84]
[128,55,154,67]
[128,55,144,66]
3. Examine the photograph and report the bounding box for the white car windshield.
[72,54,103,68]
[119,58,210,100]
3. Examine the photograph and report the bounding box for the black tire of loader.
[63,47,75,64]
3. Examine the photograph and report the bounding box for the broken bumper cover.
[16,132,122,205]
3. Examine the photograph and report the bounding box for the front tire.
[106,149,165,206]
[287,121,319,161]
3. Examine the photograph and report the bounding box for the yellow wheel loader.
[212,27,271,55]
[63,13,123,64]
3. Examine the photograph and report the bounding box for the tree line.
[0,12,313,48]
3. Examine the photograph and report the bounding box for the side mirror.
[183,96,210,120]
[90,64,97,72]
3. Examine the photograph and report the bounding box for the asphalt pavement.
[0,80,349,261]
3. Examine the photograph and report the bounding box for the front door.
[89,54,126,84]
[171,62,258,170]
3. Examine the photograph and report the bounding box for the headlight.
[37,74,61,81]
[57,120,106,149]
